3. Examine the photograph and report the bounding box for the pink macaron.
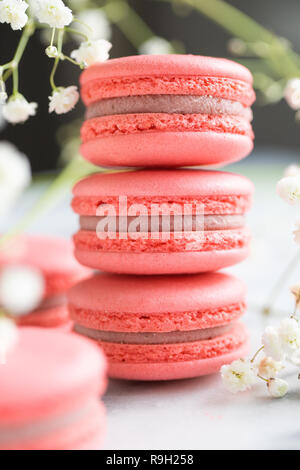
[80,55,255,168]
[68,272,249,381]
[0,328,107,450]
[72,169,254,275]
[0,236,90,329]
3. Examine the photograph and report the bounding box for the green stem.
[3,20,35,94]
[2,69,12,83]
[50,29,64,91]
[12,67,18,96]
[104,0,154,48]
[65,27,89,42]
[50,28,56,47]
[257,374,268,383]
[0,158,98,251]
[62,54,83,67]
[250,346,264,364]
[160,0,300,78]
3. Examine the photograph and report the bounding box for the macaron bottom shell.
[104,323,249,381]
[80,131,253,168]
[74,246,250,275]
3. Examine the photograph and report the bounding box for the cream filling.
[80,214,245,233]
[74,323,233,345]
[86,95,253,121]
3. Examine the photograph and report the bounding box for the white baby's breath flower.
[0,265,44,316]
[262,326,284,361]
[0,317,18,364]
[0,141,31,216]
[2,96,37,124]
[284,164,300,178]
[31,0,72,28]
[278,318,300,358]
[284,78,300,110]
[45,45,59,59]
[0,0,28,30]
[72,9,112,43]
[71,39,112,67]
[258,356,283,379]
[221,359,257,393]
[276,176,300,206]
[267,378,289,398]
[139,36,173,55]
[293,221,300,246]
[227,38,247,55]
[49,86,79,114]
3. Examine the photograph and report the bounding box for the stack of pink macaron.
[68,54,255,381]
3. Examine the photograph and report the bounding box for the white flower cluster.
[49,86,79,114]
[0,0,28,31]
[221,359,257,394]
[221,317,300,398]
[284,79,300,110]
[2,95,37,124]
[262,318,300,361]
[221,357,288,398]
[0,141,31,216]
[30,0,72,29]
[139,36,173,55]
[0,264,44,364]
[71,39,112,68]
[0,265,44,316]
[0,0,113,122]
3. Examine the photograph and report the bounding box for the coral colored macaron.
[72,169,254,275]
[0,328,107,450]
[0,236,90,328]
[80,55,255,168]
[68,272,249,381]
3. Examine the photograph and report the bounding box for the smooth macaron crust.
[72,169,253,275]
[0,236,90,328]
[0,328,107,450]
[80,55,255,167]
[68,272,248,381]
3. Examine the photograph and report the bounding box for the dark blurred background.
[1,0,300,172]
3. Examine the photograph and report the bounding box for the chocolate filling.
[86,95,252,121]
[80,214,245,233]
[74,323,233,345]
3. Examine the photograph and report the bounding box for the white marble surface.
[2,147,300,450]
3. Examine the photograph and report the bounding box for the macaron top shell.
[80,55,255,108]
[0,328,106,425]
[68,272,246,315]
[73,169,254,199]
[81,54,253,86]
